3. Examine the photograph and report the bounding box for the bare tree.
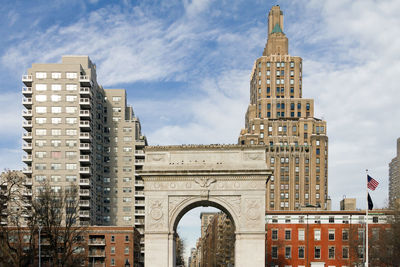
[175,234,185,267]
[0,170,38,267]
[31,182,87,267]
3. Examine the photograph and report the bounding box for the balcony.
[22,75,32,85]
[22,155,32,163]
[79,75,91,86]
[79,132,91,141]
[22,87,32,95]
[22,132,32,140]
[79,87,91,95]
[22,98,32,108]
[135,219,145,225]
[24,178,32,186]
[22,110,32,118]
[135,210,145,216]
[79,110,91,118]
[135,180,144,187]
[79,143,91,151]
[88,239,106,246]
[135,150,145,157]
[135,159,144,165]
[23,120,32,130]
[79,179,90,186]
[79,167,91,175]
[79,155,90,162]
[79,200,90,207]
[79,98,91,107]
[79,210,90,218]
[79,189,90,197]
[22,143,32,151]
[135,200,145,207]
[89,251,106,257]
[79,120,91,129]
[135,191,145,197]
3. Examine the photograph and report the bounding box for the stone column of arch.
[140,145,272,267]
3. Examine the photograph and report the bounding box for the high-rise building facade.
[239,6,329,211]
[389,138,400,207]
[21,56,146,233]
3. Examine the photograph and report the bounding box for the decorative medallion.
[246,200,260,221]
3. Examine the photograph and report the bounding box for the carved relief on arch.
[213,196,241,218]
[147,199,167,230]
[244,198,262,227]
[168,196,193,218]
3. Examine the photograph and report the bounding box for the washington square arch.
[140,145,272,267]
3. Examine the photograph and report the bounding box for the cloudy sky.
[1,0,400,260]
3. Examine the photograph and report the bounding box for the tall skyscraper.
[389,138,400,207]
[239,6,329,211]
[21,56,146,234]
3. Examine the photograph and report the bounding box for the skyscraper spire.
[264,5,288,56]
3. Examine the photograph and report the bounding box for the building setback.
[238,5,329,211]
[21,56,147,257]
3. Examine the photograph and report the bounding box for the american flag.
[367,175,379,191]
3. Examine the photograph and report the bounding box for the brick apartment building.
[266,211,391,267]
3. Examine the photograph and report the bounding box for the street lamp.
[38,225,42,267]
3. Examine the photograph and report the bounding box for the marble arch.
[140,145,272,267]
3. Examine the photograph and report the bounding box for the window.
[35,175,46,182]
[328,246,335,259]
[35,95,47,102]
[51,163,61,170]
[35,151,47,158]
[298,246,305,259]
[111,236,115,242]
[112,96,122,102]
[123,177,132,182]
[123,206,131,212]
[342,247,349,259]
[110,246,115,254]
[35,163,46,170]
[298,229,305,241]
[65,140,77,147]
[65,151,77,159]
[123,216,131,222]
[123,187,132,193]
[123,147,132,152]
[271,246,278,258]
[66,118,77,124]
[372,216,379,223]
[51,129,61,136]
[314,229,321,240]
[272,229,278,240]
[260,124,264,130]
[36,72,47,79]
[51,107,62,113]
[125,235,129,242]
[51,140,61,147]
[111,258,115,266]
[51,151,62,159]
[123,197,131,203]
[51,117,62,124]
[314,247,321,259]
[36,129,47,136]
[270,157,275,164]
[328,229,335,240]
[66,72,77,79]
[66,84,77,91]
[285,230,291,240]
[66,95,77,102]
[35,117,47,124]
[285,246,291,259]
[51,175,61,182]
[36,106,47,113]
[65,106,77,113]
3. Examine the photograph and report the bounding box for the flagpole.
[365,169,369,267]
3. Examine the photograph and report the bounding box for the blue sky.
[1,0,400,261]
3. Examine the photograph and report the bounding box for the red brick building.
[266,210,391,267]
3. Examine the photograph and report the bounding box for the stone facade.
[141,145,271,267]
[238,6,329,211]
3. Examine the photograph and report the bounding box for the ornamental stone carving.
[245,199,261,221]
[148,200,165,229]
[243,152,264,160]
[194,177,216,188]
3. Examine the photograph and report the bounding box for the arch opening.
[173,200,237,267]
